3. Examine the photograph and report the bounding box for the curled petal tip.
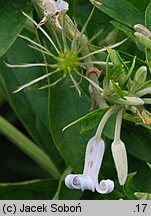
[65,174,78,189]
[96,179,114,194]
[65,174,94,192]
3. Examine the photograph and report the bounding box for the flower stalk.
[95,105,118,139]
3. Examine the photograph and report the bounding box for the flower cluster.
[65,26,151,193]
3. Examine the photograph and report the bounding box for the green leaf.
[124,172,138,199]
[124,56,136,83]
[111,80,126,98]
[129,158,151,193]
[0,0,32,57]
[123,113,135,123]
[107,48,124,66]
[0,37,63,174]
[145,2,151,31]
[109,65,123,81]
[137,79,151,91]
[107,48,128,83]
[63,108,116,140]
[0,179,58,200]
[134,192,151,199]
[111,21,135,41]
[63,108,108,133]
[58,184,83,200]
[0,116,60,179]
[124,159,151,199]
[49,78,95,173]
[126,0,150,14]
[122,123,151,162]
[53,167,83,200]
[147,162,151,169]
[90,0,145,27]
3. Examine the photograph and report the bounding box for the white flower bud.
[136,87,151,97]
[111,140,128,185]
[117,96,144,106]
[134,32,151,51]
[134,24,151,39]
[134,66,147,85]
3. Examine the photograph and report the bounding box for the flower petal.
[83,137,105,180]
[65,174,94,191]
[96,179,114,194]
[43,0,57,14]
[57,0,69,11]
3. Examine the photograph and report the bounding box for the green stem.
[80,36,108,108]
[114,108,124,143]
[0,116,61,179]
[95,105,118,139]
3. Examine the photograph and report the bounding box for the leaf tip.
[12,88,20,94]
[62,126,67,132]
[3,61,10,67]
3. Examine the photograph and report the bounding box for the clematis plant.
[2,0,151,200]
[63,46,151,190]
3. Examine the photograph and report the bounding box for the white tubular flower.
[111,108,128,185]
[65,136,114,194]
[40,0,69,29]
[65,107,117,194]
